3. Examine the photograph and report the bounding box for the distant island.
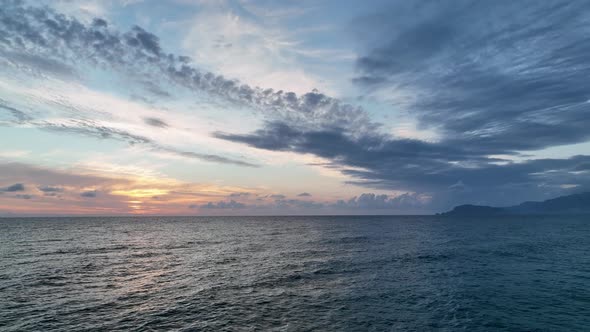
[439,192,590,216]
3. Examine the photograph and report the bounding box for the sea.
[0,215,589,331]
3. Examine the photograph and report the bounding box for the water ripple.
[0,216,589,331]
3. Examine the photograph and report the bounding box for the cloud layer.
[212,1,590,207]
[354,1,590,152]
[1,1,589,213]
[0,1,376,134]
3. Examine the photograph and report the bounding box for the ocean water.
[0,216,589,331]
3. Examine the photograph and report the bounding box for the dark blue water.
[0,216,589,331]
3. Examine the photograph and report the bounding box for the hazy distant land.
[440,192,590,216]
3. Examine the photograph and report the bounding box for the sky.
[0,0,589,216]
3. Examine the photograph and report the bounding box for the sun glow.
[111,189,170,198]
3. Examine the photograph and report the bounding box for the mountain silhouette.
[440,192,590,216]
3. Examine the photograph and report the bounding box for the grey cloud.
[274,199,324,210]
[14,194,33,199]
[80,190,98,198]
[228,192,252,197]
[41,121,152,145]
[3,1,589,210]
[194,200,246,209]
[1,50,78,78]
[297,192,311,197]
[2,98,256,167]
[39,119,257,167]
[0,162,129,188]
[213,1,590,209]
[38,185,64,193]
[192,192,429,213]
[270,194,286,199]
[354,0,590,152]
[2,183,25,192]
[335,193,429,210]
[141,81,171,98]
[0,99,33,123]
[0,2,370,171]
[143,117,169,128]
[216,121,590,208]
[159,147,258,167]
[214,121,500,166]
[127,26,161,55]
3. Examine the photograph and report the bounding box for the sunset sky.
[1,0,589,216]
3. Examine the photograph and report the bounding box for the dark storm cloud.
[1,183,25,192]
[354,0,590,152]
[0,1,376,134]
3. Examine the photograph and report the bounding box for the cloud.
[41,121,152,145]
[208,1,590,208]
[80,190,98,198]
[1,183,25,192]
[143,117,169,128]
[15,194,33,199]
[0,1,375,136]
[273,198,324,210]
[2,1,589,212]
[0,161,266,215]
[194,199,245,209]
[36,116,258,167]
[0,99,33,123]
[0,1,376,174]
[193,192,430,214]
[335,192,431,210]
[353,1,590,152]
[297,192,311,197]
[38,185,65,193]
[157,146,258,167]
[228,192,251,197]
[180,2,336,95]
[215,120,590,207]
[269,194,286,199]
[0,162,129,189]
[0,50,79,79]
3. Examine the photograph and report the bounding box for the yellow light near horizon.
[111,188,169,198]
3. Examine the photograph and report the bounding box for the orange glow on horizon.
[111,189,170,198]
